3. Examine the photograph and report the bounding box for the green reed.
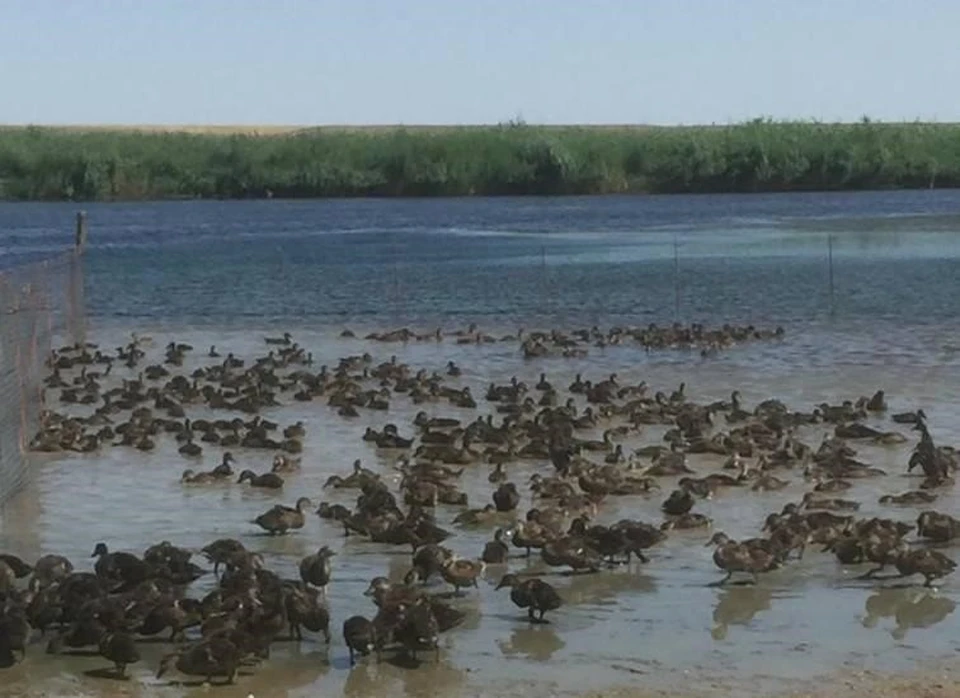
[1,119,958,200]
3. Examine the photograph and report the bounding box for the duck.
[916,511,960,543]
[0,554,33,579]
[393,598,441,661]
[493,482,521,512]
[283,421,306,439]
[541,537,602,574]
[272,454,301,473]
[213,452,237,477]
[156,636,242,685]
[496,574,563,623]
[482,528,511,564]
[200,539,248,575]
[801,492,860,512]
[813,477,852,493]
[264,332,293,346]
[892,408,926,425]
[299,546,335,592]
[91,543,152,588]
[237,469,285,489]
[343,615,378,666]
[32,554,74,587]
[453,504,500,527]
[879,491,937,506]
[138,597,203,642]
[751,473,790,491]
[253,497,312,535]
[180,468,219,484]
[98,631,141,677]
[440,557,484,596]
[177,437,202,458]
[707,532,781,585]
[488,462,508,484]
[662,489,695,516]
[660,512,712,531]
[363,576,425,611]
[894,548,957,587]
[0,603,30,663]
[535,373,553,391]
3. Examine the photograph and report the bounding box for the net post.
[75,210,88,253]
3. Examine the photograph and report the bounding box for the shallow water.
[2,325,960,697]
[1,193,960,696]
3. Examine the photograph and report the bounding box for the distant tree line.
[0,119,957,201]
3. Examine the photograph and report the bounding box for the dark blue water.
[1,190,960,331]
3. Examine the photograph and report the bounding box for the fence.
[0,212,87,507]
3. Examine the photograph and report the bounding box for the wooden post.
[673,234,681,322]
[74,211,88,252]
[827,234,835,317]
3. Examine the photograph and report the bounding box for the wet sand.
[1,323,959,697]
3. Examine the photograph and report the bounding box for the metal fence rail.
[0,213,86,507]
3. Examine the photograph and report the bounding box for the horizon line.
[0,118,955,134]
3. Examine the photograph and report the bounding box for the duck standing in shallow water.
[496,573,562,623]
[300,546,336,594]
[706,532,781,586]
[343,615,378,666]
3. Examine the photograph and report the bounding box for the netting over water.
[0,247,85,506]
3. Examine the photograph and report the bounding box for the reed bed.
[1,120,959,200]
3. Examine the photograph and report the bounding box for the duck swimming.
[253,497,312,535]
[237,469,284,489]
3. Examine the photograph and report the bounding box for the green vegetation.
[0,119,958,200]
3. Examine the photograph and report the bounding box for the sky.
[1,0,958,126]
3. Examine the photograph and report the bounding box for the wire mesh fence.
[0,228,85,507]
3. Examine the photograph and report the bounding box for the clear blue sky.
[2,0,957,125]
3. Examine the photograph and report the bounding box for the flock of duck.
[2,321,958,687]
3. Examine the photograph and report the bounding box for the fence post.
[75,210,88,252]
[70,211,88,344]
[673,234,680,322]
[827,234,835,317]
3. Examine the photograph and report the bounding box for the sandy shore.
[573,667,960,698]
[2,664,960,698]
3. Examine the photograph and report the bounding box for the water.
[2,191,960,697]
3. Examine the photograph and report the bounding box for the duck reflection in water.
[711,586,773,641]
[498,624,566,662]
[342,655,465,698]
[861,588,955,640]
[557,567,657,607]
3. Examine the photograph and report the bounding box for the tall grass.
[0,119,958,201]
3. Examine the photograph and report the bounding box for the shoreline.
[2,665,959,698]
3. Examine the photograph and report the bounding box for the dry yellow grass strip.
[0,123,684,136]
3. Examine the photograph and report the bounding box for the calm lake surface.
[1,191,960,697]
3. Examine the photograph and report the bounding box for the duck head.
[363,576,391,597]
[705,532,731,548]
[294,497,313,512]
